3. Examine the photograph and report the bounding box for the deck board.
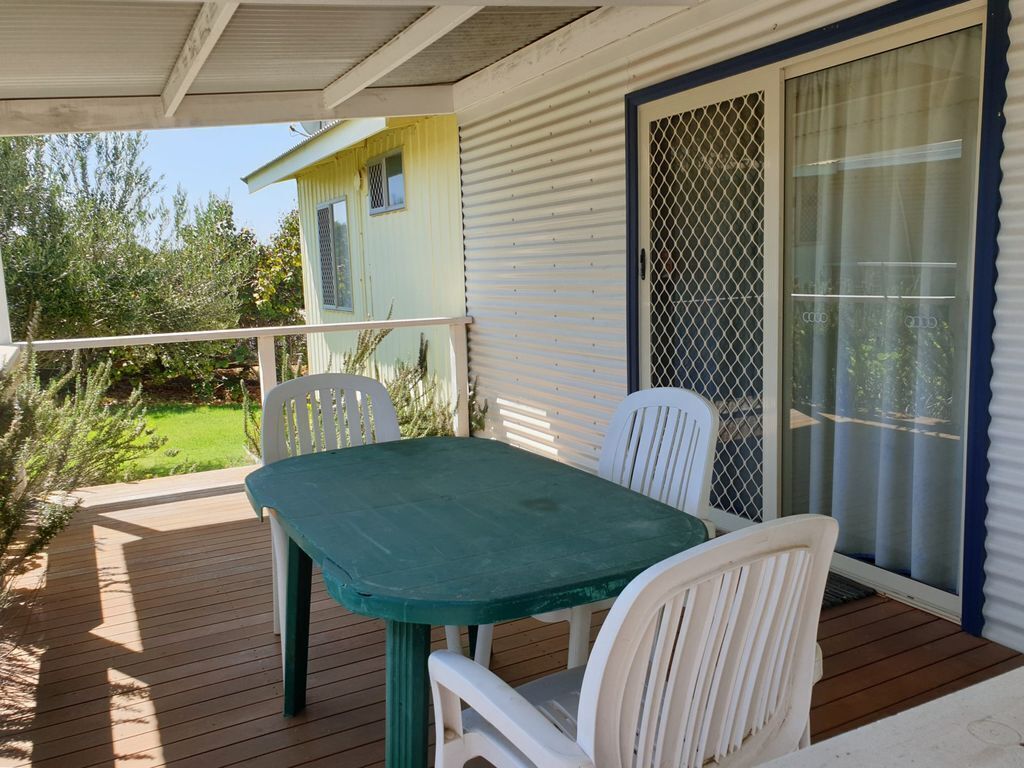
[1,486,1020,767]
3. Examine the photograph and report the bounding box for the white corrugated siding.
[460,0,1024,651]
[984,0,1024,652]
[458,0,885,471]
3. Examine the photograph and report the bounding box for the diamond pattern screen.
[367,161,386,212]
[316,205,337,308]
[647,91,766,522]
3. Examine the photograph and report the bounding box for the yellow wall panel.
[295,115,464,386]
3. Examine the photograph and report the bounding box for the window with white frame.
[315,198,353,311]
[367,150,405,214]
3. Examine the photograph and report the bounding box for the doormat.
[823,572,875,610]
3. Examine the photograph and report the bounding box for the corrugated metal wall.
[984,0,1024,651]
[459,0,1024,651]
[295,115,464,383]
[458,0,884,471]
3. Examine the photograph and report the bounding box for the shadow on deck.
[1,478,1020,767]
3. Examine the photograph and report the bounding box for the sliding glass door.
[783,27,982,600]
[638,9,985,615]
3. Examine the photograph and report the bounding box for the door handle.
[639,248,647,281]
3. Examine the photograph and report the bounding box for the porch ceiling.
[0,0,617,135]
[375,6,594,87]
[0,1,199,100]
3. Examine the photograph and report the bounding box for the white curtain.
[784,27,982,593]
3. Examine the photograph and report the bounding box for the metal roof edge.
[242,117,389,192]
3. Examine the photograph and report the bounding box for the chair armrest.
[429,650,593,768]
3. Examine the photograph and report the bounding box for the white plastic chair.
[429,515,839,768]
[261,373,463,658]
[474,387,720,670]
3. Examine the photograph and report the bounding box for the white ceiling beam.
[322,5,483,110]
[105,1,694,6]
[0,86,453,136]
[162,1,239,117]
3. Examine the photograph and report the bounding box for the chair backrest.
[577,516,838,768]
[598,388,719,519]
[261,373,401,465]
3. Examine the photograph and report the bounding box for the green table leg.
[283,536,312,717]
[385,620,431,768]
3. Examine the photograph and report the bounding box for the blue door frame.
[624,0,1010,635]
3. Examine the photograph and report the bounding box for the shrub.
[0,343,163,603]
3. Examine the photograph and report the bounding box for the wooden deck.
[1,484,1020,767]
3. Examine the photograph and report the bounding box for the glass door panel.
[783,27,983,594]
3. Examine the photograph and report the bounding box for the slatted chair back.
[261,373,400,464]
[577,516,838,768]
[598,388,719,519]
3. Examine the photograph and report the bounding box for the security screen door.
[638,70,783,534]
[638,13,984,616]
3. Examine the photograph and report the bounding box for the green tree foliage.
[0,133,304,390]
[246,209,304,327]
[114,192,260,391]
[0,343,163,602]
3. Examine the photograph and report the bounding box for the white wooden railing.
[7,316,474,436]
[0,344,17,372]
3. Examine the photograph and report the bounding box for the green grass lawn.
[131,403,258,478]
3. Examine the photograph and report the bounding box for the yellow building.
[244,115,463,385]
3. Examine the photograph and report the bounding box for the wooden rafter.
[117,0,689,6]
[162,1,240,117]
[322,6,483,110]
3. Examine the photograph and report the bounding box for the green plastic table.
[245,436,709,768]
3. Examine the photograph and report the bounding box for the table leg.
[385,620,431,768]
[283,536,312,717]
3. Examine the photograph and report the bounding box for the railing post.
[257,335,278,406]
[449,321,470,437]
[0,250,12,345]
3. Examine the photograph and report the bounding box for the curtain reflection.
[784,28,982,592]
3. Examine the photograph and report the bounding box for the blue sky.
[142,123,302,243]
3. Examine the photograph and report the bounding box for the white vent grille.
[316,205,336,307]
[648,92,766,522]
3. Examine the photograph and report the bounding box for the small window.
[315,199,353,311]
[367,150,405,214]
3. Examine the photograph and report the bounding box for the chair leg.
[473,624,494,668]
[271,537,280,635]
[444,625,463,654]
[269,514,289,656]
[567,605,593,668]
